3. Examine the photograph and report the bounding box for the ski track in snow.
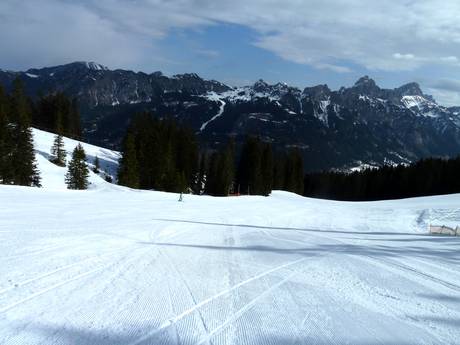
[200,99,226,131]
[1,128,460,344]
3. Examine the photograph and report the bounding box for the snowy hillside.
[31,128,120,189]
[1,130,460,344]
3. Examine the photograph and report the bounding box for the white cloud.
[424,78,460,106]
[2,0,460,73]
[427,88,460,107]
[393,53,416,60]
[441,56,459,63]
[314,63,352,74]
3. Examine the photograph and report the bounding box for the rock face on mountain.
[1,63,460,171]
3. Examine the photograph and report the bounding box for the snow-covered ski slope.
[32,128,121,189]
[1,129,460,345]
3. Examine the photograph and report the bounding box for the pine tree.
[272,153,286,191]
[10,78,41,187]
[193,153,207,194]
[50,117,66,167]
[261,143,274,196]
[0,85,13,184]
[205,152,219,195]
[237,136,263,195]
[69,98,82,138]
[34,93,81,139]
[117,131,139,188]
[50,134,66,166]
[65,144,89,189]
[285,148,304,195]
[93,156,100,174]
[205,141,235,196]
[218,140,235,196]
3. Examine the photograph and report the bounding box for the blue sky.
[2,0,460,105]
[156,24,425,91]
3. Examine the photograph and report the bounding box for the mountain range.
[1,61,460,172]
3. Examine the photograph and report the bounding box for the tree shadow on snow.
[151,218,430,237]
[145,241,460,264]
[146,219,460,263]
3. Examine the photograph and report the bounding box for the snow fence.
[429,225,460,236]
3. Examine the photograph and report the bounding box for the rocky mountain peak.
[396,82,423,97]
[351,75,381,97]
[252,79,270,92]
[303,84,331,101]
[354,75,376,86]
[353,75,378,88]
[173,73,202,80]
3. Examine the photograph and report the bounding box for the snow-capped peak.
[400,95,444,118]
[85,62,108,71]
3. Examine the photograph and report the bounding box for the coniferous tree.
[236,136,274,195]
[272,152,286,191]
[50,117,66,166]
[218,139,235,195]
[65,144,89,189]
[0,85,13,184]
[50,133,66,166]
[117,131,139,188]
[9,79,40,187]
[34,93,81,139]
[117,113,200,192]
[205,152,219,195]
[285,148,304,195]
[237,136,262,195]
[192,153,207,194]
[205,140,235,196]
[93,156,100,174]
[261,143,274,196]
[69,98,82,138]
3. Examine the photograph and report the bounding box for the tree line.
[117,113,305,196]
[304,157,460,201]
[0,79,90,189]
[34,92,81,139]
[117,113,200,192]
[202,136,304,196]
[0,80,41,186]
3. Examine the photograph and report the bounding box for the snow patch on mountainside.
[85,62,108,71]
[401,95,441,117]
[319,99,330,113]
[203,82,298,105]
